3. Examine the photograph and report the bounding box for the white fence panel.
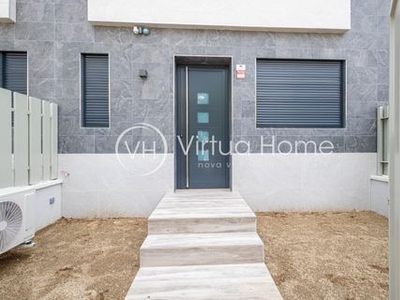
[0,88,58,189]
[29,97,43,184]
[42,101,51,181]
[14,92,29,186]
[50,103,58,180]
[0,88,13,188]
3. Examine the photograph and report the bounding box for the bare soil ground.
[0,218,147,300]
[0,212,388,300]
[258,211,389,300]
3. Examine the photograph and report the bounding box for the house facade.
[0,0,391,217]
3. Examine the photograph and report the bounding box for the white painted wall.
[59,154,174,217]
[233,153,376,212]
[390,1,400,298]
[59,153,377,217]
[370,176,389,217]
[88,0,351,33]
[0,0,15,23]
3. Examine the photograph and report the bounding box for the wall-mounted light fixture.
[133,26,151,36]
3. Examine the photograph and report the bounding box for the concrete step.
[125,263,283,300]
[166,190,241,198]
[140,232,264,267]
[149,196,256,234]
[125,190,282,299]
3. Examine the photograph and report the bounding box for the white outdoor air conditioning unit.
[0,189,36,255]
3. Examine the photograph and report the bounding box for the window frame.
[80,53,110,128]
[0,51,28,95]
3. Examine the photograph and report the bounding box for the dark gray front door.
[176,65,230,189]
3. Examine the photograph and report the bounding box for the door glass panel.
[197,93,209,105]
[197,112,209,124]
[197,131,209,143]
[198,150,209,162]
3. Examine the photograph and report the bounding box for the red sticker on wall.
[236,64,246,79]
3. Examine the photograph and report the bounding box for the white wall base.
[59,153,378,217]
[232,153,377,212]
[370,176,389,218]
[59,154,174,217]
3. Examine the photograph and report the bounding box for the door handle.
[185,66,189,188]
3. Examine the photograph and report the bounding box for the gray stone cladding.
[0,0,391,153]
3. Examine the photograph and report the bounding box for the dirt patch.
[258,211,389,300]
[0,218,147,300]
[0,212,388,300]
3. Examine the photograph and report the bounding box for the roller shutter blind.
[0,52,27,95]
[256,59,345,128]
[82,54,109,128]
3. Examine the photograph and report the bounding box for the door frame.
[173,55,233,190]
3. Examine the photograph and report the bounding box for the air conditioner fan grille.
[0,201,23,252]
